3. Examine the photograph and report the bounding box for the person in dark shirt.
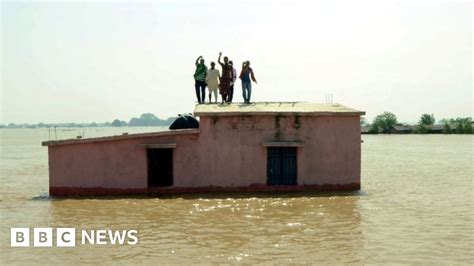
[218,52,232,104]
[239,61,257,104]
[193,56,207,104]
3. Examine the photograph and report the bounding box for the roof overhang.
[42,129,200,147]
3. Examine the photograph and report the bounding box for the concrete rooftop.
[194,102,365,116]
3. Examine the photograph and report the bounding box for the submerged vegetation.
[362,112,472,134]
[438,118,473,134]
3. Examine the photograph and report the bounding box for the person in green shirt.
[194,56,208,104]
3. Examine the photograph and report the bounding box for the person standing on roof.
[206,62,220,104]
[239,60,257,104]
[193,55,208,104]
[228,60,237,104]
[218,52,232,104]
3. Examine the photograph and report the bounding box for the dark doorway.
[267,147,297,185]
[147,148,173,187]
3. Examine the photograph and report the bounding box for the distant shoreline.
[1,126,472,135]
[0,112,176,129]
[362,132,473,135]
[0,125,172,129]
[361,123,473,135]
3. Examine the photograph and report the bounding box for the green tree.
[442,121,452,134]
[454,117,472,134]
[415,125,428,134]
[129,113,159,126]
[111,119,122,127]
[415,113,435,134]
[419,114,435,126]
[140,113,158,121]
[370,112,398,133]
[455,119,464,133]
[368,126,378,134]
[128,113,175,126]
[463,118,473,134]
[440,117,472,134]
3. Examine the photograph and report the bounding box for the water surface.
[1,128,473,264]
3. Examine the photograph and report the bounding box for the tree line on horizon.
[361,112,473,134]
[2,111,472,134]
[0,113,177,129]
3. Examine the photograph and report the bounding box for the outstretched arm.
[195,55,202,66]
[218,52,223,66]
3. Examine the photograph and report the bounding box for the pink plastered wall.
[194,115,361,187]
[47,115,361,191]
[48,133,200,189]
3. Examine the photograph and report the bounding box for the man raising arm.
[193,55,207,104]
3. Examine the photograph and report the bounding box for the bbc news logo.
[11,228,138,247]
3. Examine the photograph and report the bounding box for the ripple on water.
[1,131,473,264]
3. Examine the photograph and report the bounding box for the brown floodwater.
[0,128,473,264]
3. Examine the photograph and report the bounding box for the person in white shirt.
[205,62,220,103]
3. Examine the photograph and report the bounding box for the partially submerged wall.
[46,115,361,196]
[47,131,200,195]
[196,115,361,187]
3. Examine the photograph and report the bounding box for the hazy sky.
[1,0,472,124]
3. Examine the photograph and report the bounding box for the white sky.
[1,0,472,124]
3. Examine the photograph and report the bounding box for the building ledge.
[42,129,200,147]
[262,141,304,147]
[140,143,177,149]
[194,102,365,117]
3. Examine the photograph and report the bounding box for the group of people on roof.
[193,52,257,105]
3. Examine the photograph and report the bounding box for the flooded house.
[42,102,365,196]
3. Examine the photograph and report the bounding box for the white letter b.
[34,228,52,247]
[11,228,29,247]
